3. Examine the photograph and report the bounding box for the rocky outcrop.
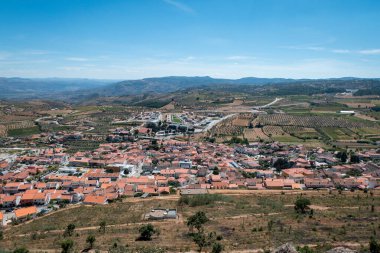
[326,247,358,253]
[272,243,298,253]
[272,244,357,253]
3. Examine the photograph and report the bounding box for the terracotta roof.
[83,195,107,205]
[15,206,38,218]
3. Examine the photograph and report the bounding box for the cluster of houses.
[0,139,379,226]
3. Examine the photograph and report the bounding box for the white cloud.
[358,49,380,55]
[305,46,325,51]
[331,49,351,54]
[22,50,52,55]
[281,45,325,51]
[226,55,255,60]
[163,0,195,14]
[65,57,89,62]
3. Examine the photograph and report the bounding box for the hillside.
[1,76,380,103]
[0,77,116,99]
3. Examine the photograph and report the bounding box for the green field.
[172,115,182,123]
[7,126,41,137]
[320,127,357,141]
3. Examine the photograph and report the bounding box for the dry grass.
[1,190,379,252]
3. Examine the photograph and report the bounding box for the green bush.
[178,194,232,207]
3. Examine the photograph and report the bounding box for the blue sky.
[0,0,379,79]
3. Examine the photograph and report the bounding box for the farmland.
[243,128,270,141]
[253,114,373,128]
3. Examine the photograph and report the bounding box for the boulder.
[326,247,358,253]
[272,243,298,253]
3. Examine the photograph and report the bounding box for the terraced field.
[320,127,358,141]
[282,126,321,139]
[243,128,270,141]
[253,114,374,128]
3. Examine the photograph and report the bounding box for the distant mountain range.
[0,77,116,99]
[0,76,379,100]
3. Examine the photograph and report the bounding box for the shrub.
[86,235,96,249]
[13,248,29,253]
[211,242,224,253]
[64,224,76,237]
[138,224,158,241]
[187,211,209,233]
[294,197,311,214]
[178,194,231,207]
[370,237,380,253]
[60,239,74,253]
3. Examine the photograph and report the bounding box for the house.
[304,178,334,189]
[3,182,23,194]
[14,206,38,221]
[0,212,6,226]
[211,181,229,189]
[264,179,285,189]
[83,195,107,205]
[179,160,192,169]
[20,192,50,206]
[180,188,208,195]
[1,195,21,208]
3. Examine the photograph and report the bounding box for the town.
[1,126,379,225]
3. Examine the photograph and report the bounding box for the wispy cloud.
[358,49,380,55]
[281,45,325,51]
[65,57,89,62]
[163,0,195,14]
[226,55,255,60]
[306,46,325,51]
[331,49,351,54]
[22,50,52,55]
[285,45,380,56]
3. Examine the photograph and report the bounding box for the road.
[203,113,236,132]
[254,97,283,109]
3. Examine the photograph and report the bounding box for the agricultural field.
[1,191,379,253]
[282,126,321,140]
[261,126,301,143]
[319,127,358,141]
[253,114,374,128]
[243,128,270,141]
[7,126,41,137]
[207,116,245,138]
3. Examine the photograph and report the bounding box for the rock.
[326,247,358,253]
[272,243,298,253]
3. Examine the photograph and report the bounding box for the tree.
[192,231,216,253]
[294,198,311,214]
[346,168,362,177]
[370,237,380,253]
[64,224,76,237]
[193,232,207,253]
[211,242,224,253]
[60,239,74,253]
[86,235,96,249]
[99,221,106,234]
[187,211,209,233]
[350,154,360,163]
[273,158,291,172]
[336,151,348,163]
[138,224,157,241]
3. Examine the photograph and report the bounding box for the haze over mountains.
[0,76,379,101]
